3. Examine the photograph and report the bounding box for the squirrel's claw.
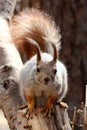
[42,106,52,117]
[25,101,35,119]
[26,107,35,119]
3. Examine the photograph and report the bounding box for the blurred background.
[15,0,87,118]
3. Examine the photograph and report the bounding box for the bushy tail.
[10,8,61,62]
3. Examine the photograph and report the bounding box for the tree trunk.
[0,16,23,129]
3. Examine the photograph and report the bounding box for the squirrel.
[10,8,68,115]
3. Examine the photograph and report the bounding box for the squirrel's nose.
[44,77,50,84]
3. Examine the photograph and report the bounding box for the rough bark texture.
[0,0,17,19]
[15,0,87,118]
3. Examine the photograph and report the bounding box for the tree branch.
[0,0,18,20]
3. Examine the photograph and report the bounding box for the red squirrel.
[10,8,68,115]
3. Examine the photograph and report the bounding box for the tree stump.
[17,103,71,130]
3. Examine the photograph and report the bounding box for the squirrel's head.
[26,38,58,86]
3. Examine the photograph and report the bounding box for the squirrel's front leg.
[27,96,34,112]
[25,95,35,118]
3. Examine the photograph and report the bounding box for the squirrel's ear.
[43,37,58,65]
[51,43,58,65]
[26,38,41,65]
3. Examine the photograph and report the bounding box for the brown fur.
[10,8,61,62]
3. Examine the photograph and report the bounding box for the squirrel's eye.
[37,67,40,72]
[54,69,57,74]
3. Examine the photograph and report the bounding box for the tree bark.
[0,0,18,19]
[0,17,23,129]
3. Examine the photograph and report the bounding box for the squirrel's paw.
[43,107,51,117]
[25,103,35,119]
[42,105,52,117]
[26,107,35,119]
